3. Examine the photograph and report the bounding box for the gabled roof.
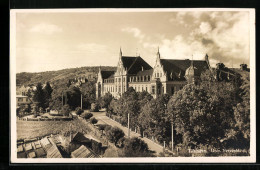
[136,69,154,76]
[71,145,98,158]
[101,71,115,79]
[160,59,209,80]
[122,56,152,75]
[46,145,63,158]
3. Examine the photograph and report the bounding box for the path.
[92,111,165,156]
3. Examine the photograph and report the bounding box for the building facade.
[96,48,210,98]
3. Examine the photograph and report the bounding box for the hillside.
[16,66,117,86]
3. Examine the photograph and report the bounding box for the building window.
[138,86,140,92]
[160,73,162,77]
[157,73,159,77]
[119,86,121,92]
[142,86,143,91]
[18,98,23,102]
[146,86,147,91]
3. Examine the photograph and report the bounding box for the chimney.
[240,64,248,71]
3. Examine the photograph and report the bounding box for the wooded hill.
[16,66,117,86]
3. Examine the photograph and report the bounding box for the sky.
[15,10,251,73]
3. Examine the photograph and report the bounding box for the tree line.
[101,69,250,151]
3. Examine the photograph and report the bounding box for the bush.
[90,103,99,112]
[104,125,112,134]
[82,112,93,119]
[106,126,125,146]
[60,104,71,116]
[90,117,98,124]
[117,137,125,148]
[75,107,84,115]
[122,137,151,157]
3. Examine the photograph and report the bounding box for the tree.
[81,81,96,109]
[122,137,151,157]
[33,83,46,109]
[138,94,170,144]
[232,71,250,148]
[106,127,125,146]
[167,70,238,148]
[66,86,82,110]
[43,82,53,108]
[60,104,71,117]
[90,103,99,112]
[100,93,113,109]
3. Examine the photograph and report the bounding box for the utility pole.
[81,94,82,109]
[128,112,130,138]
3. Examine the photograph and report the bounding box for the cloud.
[30,23,63,34]
[162,11,250,68]
[121,27,145,41]
[199,22,212,34]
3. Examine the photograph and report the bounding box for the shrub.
[75,107,84,115]
[82,112,93,119]
[106,127,125,146]
[90,117,98,124]
[60,104,71,117]
[122,137,151,157]
[90,103,99,112]
[117,137,125,148]
[104,125,112,134]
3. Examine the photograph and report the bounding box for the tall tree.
[81,81,96,109]
[43,82,53,108]
[33,83,46,109]
[167,70,238,148]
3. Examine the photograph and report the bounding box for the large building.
[96,48,211,98]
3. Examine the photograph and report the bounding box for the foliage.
[82,112,93,119]
[75,107,84,115]
[90,103,99,112]
[60,104,71,117]
[81,82,96,109]
[33,83,46,109]
[99,93,113,109]
[138,94,170,143]
[90,117,98,124]
[121,137,151,157]
[105,126,125,146]
[108,87,153,129]
[43,82,53,108]
[65,86,82,110]
[167,69,242,148]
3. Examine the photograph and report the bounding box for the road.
[91,110,165,156]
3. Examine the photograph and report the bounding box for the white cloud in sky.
[141,11,249,68]
[121,27,145,41]
[30,23,63,35]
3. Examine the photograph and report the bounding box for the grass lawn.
[17,118,91,140]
